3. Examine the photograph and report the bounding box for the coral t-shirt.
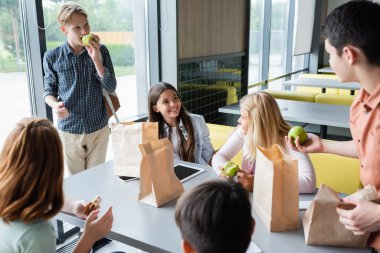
[349,85,380,248]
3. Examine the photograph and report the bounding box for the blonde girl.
[212,92,316,193]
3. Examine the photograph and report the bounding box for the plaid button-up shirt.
[43,41,117,134]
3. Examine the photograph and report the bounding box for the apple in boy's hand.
[221,161,240,177]
[82,34,93,46]
[288,126,308,145]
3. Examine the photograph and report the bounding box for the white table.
[55,161,370,253]
[283,77,360,94]
[318,67,335,74]
[219,99,350,138]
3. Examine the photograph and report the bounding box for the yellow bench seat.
[265,89,317,102]
[315,93,357,106]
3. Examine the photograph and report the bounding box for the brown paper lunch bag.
[111,122,158,177]
[252,144,299,232]
[138,138,184,207]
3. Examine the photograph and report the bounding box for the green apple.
[221,161,240,177]
[82,34,93,46]
[288,126,308,144]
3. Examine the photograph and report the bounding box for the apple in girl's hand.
[288,126,308,145]
[82,34,93,46]
[221,161,240,177]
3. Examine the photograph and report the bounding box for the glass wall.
[248,0,263,87]
[0,0,31,148]
[42,0,148,125]
[292,54,305,72]
[268,0,289,89]
[248,0,309,92]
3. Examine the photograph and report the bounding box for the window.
[268,0,289,90]
[292,54,305,72]
[248,0,263,88]
[0,0,31,147]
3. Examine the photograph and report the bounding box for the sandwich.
[84,195,102,216]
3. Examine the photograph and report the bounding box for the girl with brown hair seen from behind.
[0,117,113,253]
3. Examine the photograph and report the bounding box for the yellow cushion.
[215,80,242,89]
[296,74,338,94]
[338,89,359,95]
[309,153,362,194]
[315,93,356,106]
[265,89,317,102]
[206,85,238,105]
[296,86,339,94]
[218,68,241,75]
[207,123,242,166]
[295,86,324,94]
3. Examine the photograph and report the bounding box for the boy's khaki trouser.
[60,125,110,175]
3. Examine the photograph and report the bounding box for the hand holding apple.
[288,126,308,145]
[221,161,240,178]
[82,34,94,46]
[285,132,324,153]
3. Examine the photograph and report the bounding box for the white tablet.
[174,164,205,182]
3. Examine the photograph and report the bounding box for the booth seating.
[297,73,340,94]
[315,93,357,106]
[264,73,358,106]
[179,83,238,106]
[308,152,361,194]
[208,123,242,166]
[265,89,317,102]
[338,89,359,95]
[207,123,361,194]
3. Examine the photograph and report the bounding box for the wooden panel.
[178,0,247,59]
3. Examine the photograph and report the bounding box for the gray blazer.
[163,114,214,165]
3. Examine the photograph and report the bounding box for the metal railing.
[248,68,308,89]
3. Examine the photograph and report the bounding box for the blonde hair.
[0,118,64,224]
[57,1,88,25]
[240,92,291,162]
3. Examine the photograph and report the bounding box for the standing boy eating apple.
[43,2,117,175]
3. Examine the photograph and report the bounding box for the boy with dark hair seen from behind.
[286,0,380,250]
[175,180,255,253]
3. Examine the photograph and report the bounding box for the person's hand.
[285,133,323,153]
[237,170,254,192]
[218,166,233,180]
[55,101,69,119]
[82,207,113,243]
[336,198,380,235]
[85,34,102,63]
[72,200,88,219]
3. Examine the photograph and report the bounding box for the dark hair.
[175,180,254,253]
[321,0,380,66]
[0,118,64,223]
[148,82,195,162]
